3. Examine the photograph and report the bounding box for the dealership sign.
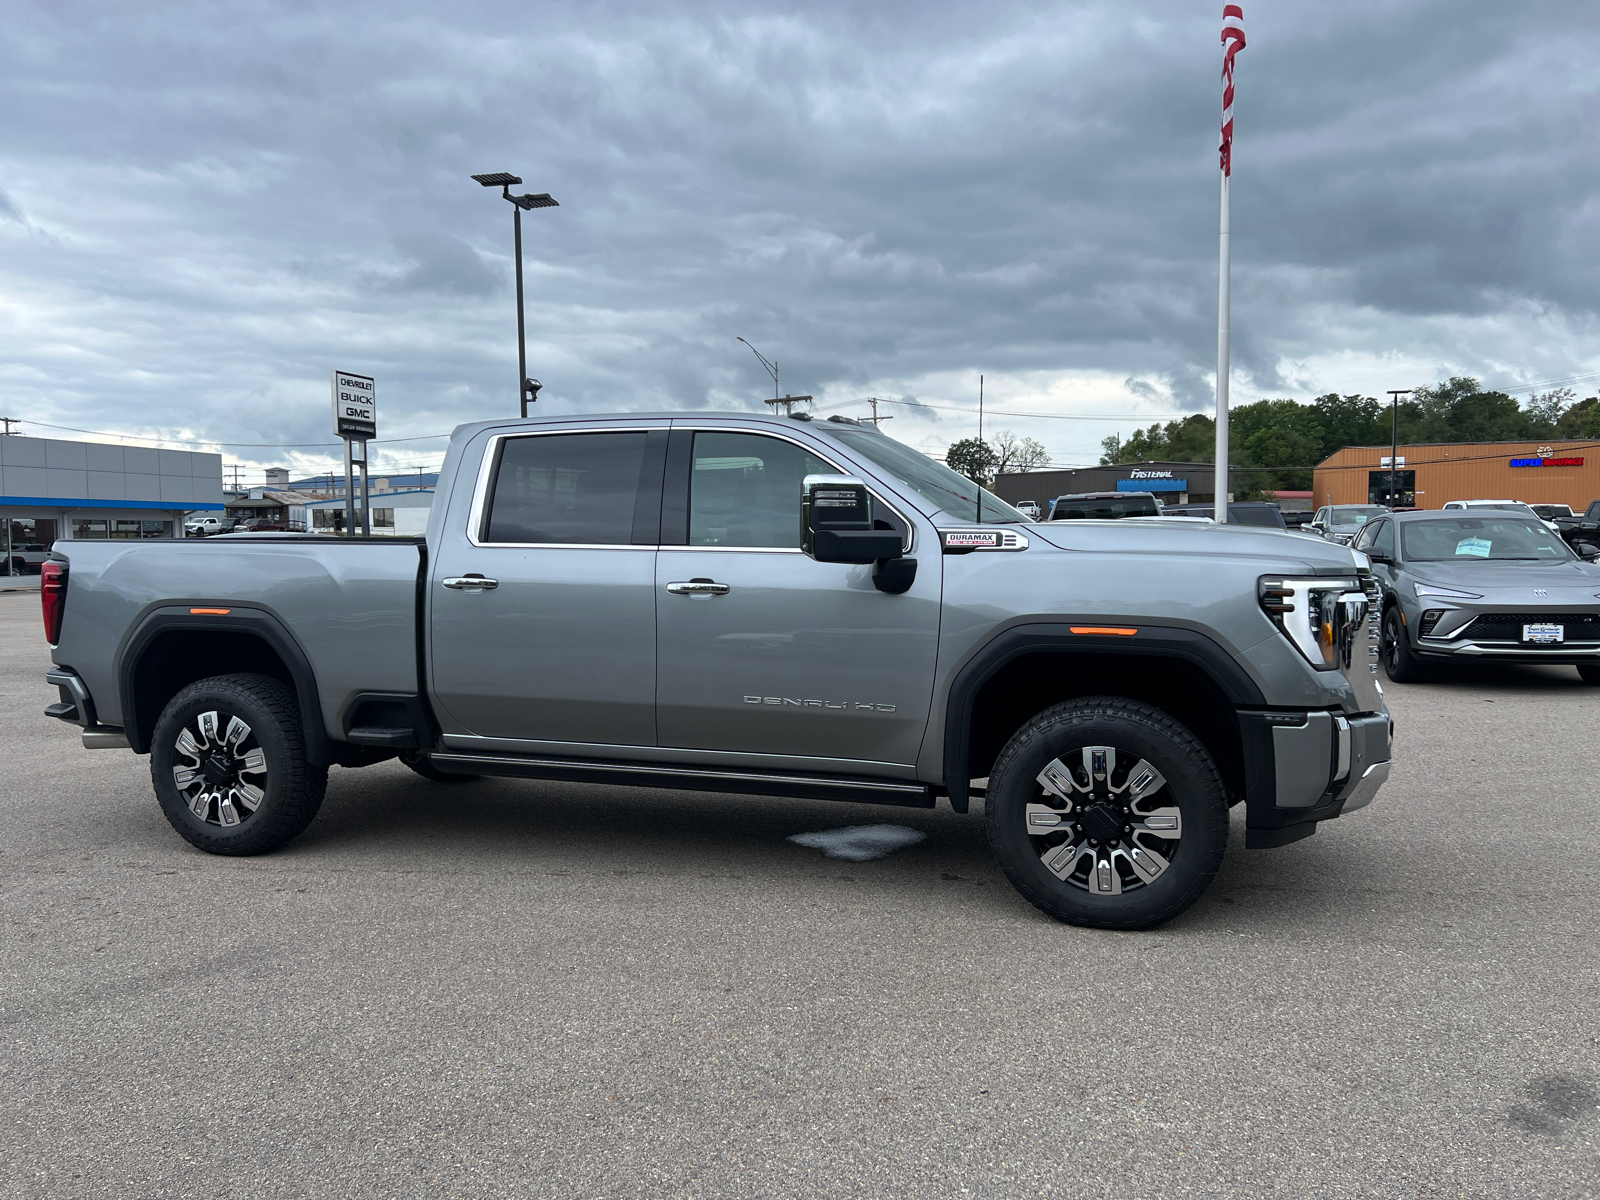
[1510,456,1584,468]
[331,370,377,439]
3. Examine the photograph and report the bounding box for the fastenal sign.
[331,370,377,439]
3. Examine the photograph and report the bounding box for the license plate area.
[1523,623,1564,644]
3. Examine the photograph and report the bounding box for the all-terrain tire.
[985,697,1228,930]
[150,673,327,855]
[1382,607,1427,683]
[399,751,480,782]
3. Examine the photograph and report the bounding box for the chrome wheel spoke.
[173,709,267,829]
[197,711,221,747]
[172,766,201,790]
[217,792,242,826]
[1088,854,1122,895]
[239,748,267,775]
[1116,758,1167,802]
[1037,757,1087,801]
[1025,802,1070,832]
[1132,805,1181,838]
[188,790,212,819]
[1083,746,1114,793]
[235,781,264,811]
[224,716,251,752]
[1043,840,1093,881]
[1122,839,1171,884]
[176,728,205,759]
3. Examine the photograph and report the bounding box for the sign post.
[332,370,377,536]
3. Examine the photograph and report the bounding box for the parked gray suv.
[41,411,1392,929]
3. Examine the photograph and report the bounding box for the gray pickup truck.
[40,411,1392,929]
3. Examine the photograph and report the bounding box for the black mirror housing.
[802,475,903,564]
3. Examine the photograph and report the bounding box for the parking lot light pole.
[471,174,559,417]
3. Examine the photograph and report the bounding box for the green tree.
[1408,377,1529,443]
[1231,399,1325,497]
[1099,414,1215,465]
[1557,397,1600,438]
[945,438,999,487]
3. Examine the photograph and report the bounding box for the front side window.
[1371,520,1396,558]
[484,432,649,545]
[688,432,831,548]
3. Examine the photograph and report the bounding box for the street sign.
[332,370,377,439]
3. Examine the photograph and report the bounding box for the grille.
[1458,612,1600,642]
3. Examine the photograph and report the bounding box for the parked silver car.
[1308,504,1388,545]
[1351,509,1600,683]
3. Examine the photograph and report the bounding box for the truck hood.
[1025,519,1361,572]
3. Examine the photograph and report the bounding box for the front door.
[429,427,665,748]
[654,429,942,768]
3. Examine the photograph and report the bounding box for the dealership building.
[2,434,223,572]
[1312,440,1600,510]
[993,461,1239,509]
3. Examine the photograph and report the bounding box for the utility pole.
[0,417,19,435]
[764,395,813,417]
[978,375,984,444]
[1386,389,1412,507]
[862,397,893,426]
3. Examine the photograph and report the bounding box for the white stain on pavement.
[787,824,927,862]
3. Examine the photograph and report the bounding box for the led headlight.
[1414,583,1483,600]
[1258,576,1368,669]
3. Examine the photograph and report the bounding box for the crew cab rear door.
[428,424,667,749]
[652,425,941,768]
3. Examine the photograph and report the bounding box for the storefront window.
[72,519,109,539]
[1368,470,1415,507]
[373,508,394,528]
[3,518,57,576]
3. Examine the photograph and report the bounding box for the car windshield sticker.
[1455,537,1492,558]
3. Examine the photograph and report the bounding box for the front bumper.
[1406,602,1600,666]
[1237,709,1392,848]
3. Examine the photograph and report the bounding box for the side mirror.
[801,474,916,594]
[1579,544,1600,561]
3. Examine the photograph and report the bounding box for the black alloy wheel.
[1381,607,1426,683]
[985,697,1228,930]
[150,673,326,855]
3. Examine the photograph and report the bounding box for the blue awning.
[0,496,224,511]
[1116,479,1186,493]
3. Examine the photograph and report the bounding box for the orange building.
[1312,440,1600,511]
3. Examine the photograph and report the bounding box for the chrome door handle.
[442,575,498,591]
[666,578,730,596]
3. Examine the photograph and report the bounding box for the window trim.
[465,427,666,550]
[663,424,915,554]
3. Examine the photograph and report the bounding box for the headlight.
[1259,576,1368,668]
[1414,583,1483,600]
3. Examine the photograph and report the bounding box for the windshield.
[826,427,1028,523]
[1401,517,1573,562]
[1329,507,1385,527]
[1050,496,1157,520]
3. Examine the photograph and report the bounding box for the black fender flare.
[115,604,330,765]
[939,622,1267,811]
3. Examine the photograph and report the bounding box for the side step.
[426,752,936,808]
[347,726,419,748]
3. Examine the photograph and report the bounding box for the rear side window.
[484,432,649,544]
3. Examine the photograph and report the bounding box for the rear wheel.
[150,673,326,855]
[1578,664,1600,686]
[985,697,1228,930]
[1382,607,1427,683]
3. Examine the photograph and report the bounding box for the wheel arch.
[116,606,330,765]
[941,624,1267,813]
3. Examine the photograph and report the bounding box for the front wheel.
[985,697,1228,930]
[150,673,327,855]
[1382,608,1427,683]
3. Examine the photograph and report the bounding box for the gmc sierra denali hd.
[40,411,1392,929]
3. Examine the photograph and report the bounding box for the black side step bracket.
[426,752,935,808]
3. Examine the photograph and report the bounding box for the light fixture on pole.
[472,173,559,417]
[737,337,811,416]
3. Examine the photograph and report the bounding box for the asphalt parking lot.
[3,589,1598,1199]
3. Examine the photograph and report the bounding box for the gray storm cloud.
[0,0,1594,470]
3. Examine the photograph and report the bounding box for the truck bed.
[49,536,424,746]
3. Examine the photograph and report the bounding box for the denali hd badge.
[744,697,896,712]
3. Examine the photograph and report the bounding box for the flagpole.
[1215,169,1231,521]
[1214,5,1246,522]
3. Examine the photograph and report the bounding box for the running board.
[426,752,936,808]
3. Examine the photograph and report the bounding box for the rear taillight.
[41,561,67,645]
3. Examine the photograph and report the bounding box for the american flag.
[1220,5,1247,177]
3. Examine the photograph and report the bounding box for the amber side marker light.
[1069,626,1138,636]
[190,608,232,615]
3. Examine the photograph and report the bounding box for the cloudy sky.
[2,0,1596,481]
